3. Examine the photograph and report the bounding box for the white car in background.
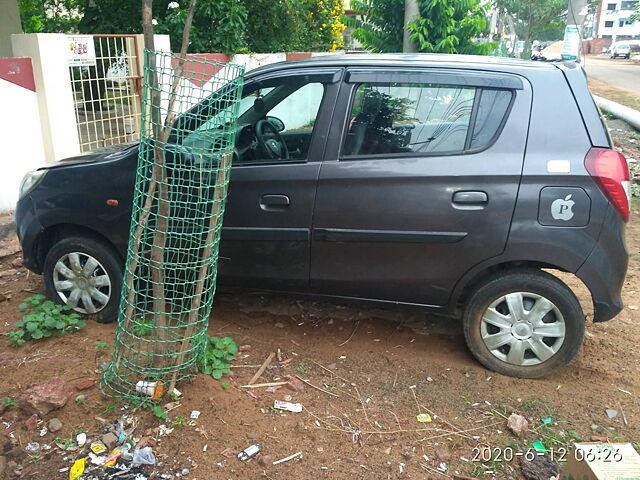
[610,44,631,59]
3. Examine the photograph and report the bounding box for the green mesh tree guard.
[101,50,244,400]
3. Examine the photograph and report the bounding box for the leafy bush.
[5,294,85,347]
[197,335,238,379]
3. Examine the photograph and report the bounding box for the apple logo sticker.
[551,194,575,221]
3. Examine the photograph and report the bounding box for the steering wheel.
[255,119,289,160]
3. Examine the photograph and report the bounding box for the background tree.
[407,0,493,54]
[344,0,405,53]
[346,0,492,54]
[19,0,80,32]
[494,0,566,56]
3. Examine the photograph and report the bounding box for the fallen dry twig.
[248,352,275,385]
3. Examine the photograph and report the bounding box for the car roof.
[246,52,566,79]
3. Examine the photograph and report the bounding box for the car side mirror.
[265,116,285,132]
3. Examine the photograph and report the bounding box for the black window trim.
[337,80,516,161]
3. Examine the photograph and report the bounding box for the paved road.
[583,56,640,94]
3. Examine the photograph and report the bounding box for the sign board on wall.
[561,25,581,61]
[66,35,96,67]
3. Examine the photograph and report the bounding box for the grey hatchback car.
[15,54,630,378]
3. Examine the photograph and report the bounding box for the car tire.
[43,236,123,324]
[463,269,584,379]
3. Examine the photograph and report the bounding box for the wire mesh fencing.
[101,50,245,400]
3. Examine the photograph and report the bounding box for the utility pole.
[562,0,588,60]
[403,0,419,53]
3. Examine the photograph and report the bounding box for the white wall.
[0,77,45,211]
[598,0,640,39]
[12,33,81,163]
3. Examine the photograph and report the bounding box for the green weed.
[197,335,238,380]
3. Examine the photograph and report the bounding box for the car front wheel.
[43,236,122,324]
[463,270,584,378]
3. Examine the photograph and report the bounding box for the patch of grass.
[293,362,306,374]
[103,402,117,415]
[534,423,581,450]
[2,397,16,407]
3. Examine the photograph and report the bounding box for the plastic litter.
[69,458,85,480]
[25,442,40,452]
[91,441,107,454]
[190,410,201,419]
[542,417,553,424]
[531,441,547,452]
[273,400,303,413]
[238,443,262,461]
[135,380,164,400]
[416,413,432,423]
[132,446,156,465]
[606,408,618,419]
[76,432,87,447]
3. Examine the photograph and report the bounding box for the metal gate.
[69,35,143,153]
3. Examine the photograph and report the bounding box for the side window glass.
[236,82,325,164]
[343,83,476,156]
[469,89,513,149]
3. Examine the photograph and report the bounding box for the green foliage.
[494,0,566,55]
[152,404,168,420]
[131,318,154,338]
[94,341,109,357]
[5,294,85,347]
[2,397,16,407]
[407,0,494,54]
[244,0,340,53]
[197,335,238,380]
[344,0,405,53]
[171,416,187,427]
[156,0,247,54]
[19,0,80,33]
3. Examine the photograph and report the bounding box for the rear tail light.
[584,147,630,222]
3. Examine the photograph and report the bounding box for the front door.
[218,68,341,290]
[310,67,532,306]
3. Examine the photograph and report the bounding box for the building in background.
[595,0,640,41]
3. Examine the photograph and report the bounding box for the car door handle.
[260,194,290,210]
[452,191,488,205]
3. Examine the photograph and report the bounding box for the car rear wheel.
[463,270,584,378]
[43,236,122,324]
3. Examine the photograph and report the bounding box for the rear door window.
[342,82,513,157]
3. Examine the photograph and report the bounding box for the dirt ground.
[1,130,640,480]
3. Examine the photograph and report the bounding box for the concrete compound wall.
[0,57,45,211]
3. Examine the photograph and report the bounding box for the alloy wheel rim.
[52,252,111,314]
[480,292,566,366]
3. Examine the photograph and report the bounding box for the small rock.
[591,424,608,434]
[507,413,529,437]
[246,432,259,441]
[283,395,292,402]
[327,363,337,370]
[402,451,414,460]
[383,447,391,454]
[286,377,305,393]
[317,447,324,453]
[48,418,63,433]
[590,435,608,442]
[0,353,12,366]
[181,468,190,475]
[24,414,38,432]
[21,378,73,415]
[519,453,560,480]
[353,453,366,464]
[605,408,618,419]
[101,432,118,448]
[274,322,285,329]
[436,447,451,462]
[75,394,87,404]
[257,454,274,466]
[74,379,95,391]
[10,257,23,269]
[239,345,251,352]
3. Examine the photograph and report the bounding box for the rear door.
[218,68,341,290]
[310,67,532,306]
